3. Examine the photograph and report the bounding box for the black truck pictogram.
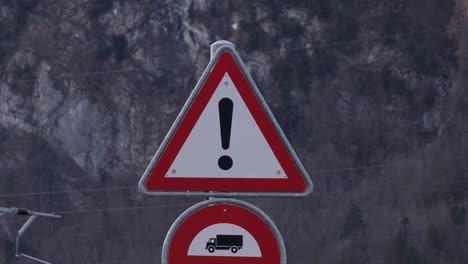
[205,234,243,253]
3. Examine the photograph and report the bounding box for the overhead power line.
[2,23,459,85]
[54,202,194,215]
[0,185,137,199]
[0,24,464,200]
[4,203,194,228]
[5,178,465,224]
[4,62,198,84]
[5,179,466,223]
[307,155,468,175]
[0,153,467,199]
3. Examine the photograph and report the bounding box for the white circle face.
[187,223,262,257]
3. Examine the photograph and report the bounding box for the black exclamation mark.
[218,98,233,170]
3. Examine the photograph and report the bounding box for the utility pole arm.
[1,206,61,264]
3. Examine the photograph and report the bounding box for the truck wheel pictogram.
[231,246,238,253]
[207,246,215,253]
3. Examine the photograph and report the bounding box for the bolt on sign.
[162,199,286,264]
[138,42,312,197]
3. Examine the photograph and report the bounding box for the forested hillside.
[1,0,467,263]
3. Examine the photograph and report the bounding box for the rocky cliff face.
[1,0,467,263]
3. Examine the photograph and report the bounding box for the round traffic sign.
[162,199,286,264]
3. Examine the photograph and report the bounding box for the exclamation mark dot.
[218,97,233,170]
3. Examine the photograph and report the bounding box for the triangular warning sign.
[139,45,312,197]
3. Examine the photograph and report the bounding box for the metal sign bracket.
[1,207,61,264]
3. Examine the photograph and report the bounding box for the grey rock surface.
[0,0,467,263]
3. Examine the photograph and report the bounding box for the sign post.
[139,40,313,264]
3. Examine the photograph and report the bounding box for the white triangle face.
[166,73,286,179]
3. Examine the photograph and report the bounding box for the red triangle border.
[141,49,310,194]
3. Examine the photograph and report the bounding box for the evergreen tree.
[394,231,408,258]
[341,204,366,238]
[406,246,421,264]
[450,206,466,225]
[394,216,410,259]
[427,224,444,251]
